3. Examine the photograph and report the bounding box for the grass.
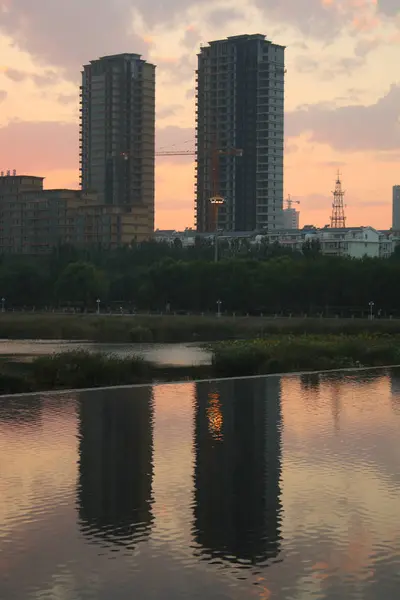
[0,350,151,394]
[0,349,214,395]
[211,334,400,377]
[2,313,400,343]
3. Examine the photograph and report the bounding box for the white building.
[282,207,300,229]
[265,226,396,258]
[155,226,398,258]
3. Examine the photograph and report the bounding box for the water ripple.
[1,369,399,599]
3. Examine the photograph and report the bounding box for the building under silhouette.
[193,377,282,565]
[77,387,154,547]
[80,53,156,239]
[195,34,285,233]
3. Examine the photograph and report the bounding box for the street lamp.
[216,299,222,318]
[210,195,225,263]
[96,298,101,315]
[369,300,374,320]
[1,297,5,313]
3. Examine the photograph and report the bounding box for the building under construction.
[195,34,285,233]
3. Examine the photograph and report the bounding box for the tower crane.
[285,194,300,210]
[155,144,243,235]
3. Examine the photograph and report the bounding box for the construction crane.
[155,144,243,234]
[155,150,195,156]
[285,194,300,210]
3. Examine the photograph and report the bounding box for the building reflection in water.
[77,387,154,548]
[193,377,282,566]
[389,369,400,415]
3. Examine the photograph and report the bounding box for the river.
[1,369,399,599]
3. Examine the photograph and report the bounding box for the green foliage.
[0,242,400,315]
[55,261,108,305]
[211,335,400,377]
[129,326,154,342]
[31,350,149,389]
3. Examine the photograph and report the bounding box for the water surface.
[1,369,399,599]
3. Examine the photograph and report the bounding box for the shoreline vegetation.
[1,333,400,395]
[3,313,400,343]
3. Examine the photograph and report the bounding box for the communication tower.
[330,171,346,228]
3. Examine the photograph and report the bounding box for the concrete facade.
[195,34,285,233]
[282,208,299,229]
[80,53,155,236]
[0,175,148,254]
[392,185,400,231]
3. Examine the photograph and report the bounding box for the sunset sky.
[0,0,399,230]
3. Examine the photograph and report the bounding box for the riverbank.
[1,313,400,343]
[1,335,400,395]
[0,350,213,394]
[211,335,400,377]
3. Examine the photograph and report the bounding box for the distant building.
[195,34,285,232]
[266,226,396,259]
[392,185,400,230]
[80,53,155,236]
[282,207,299,229]
[0,175,148,254]
[154,225,398,259]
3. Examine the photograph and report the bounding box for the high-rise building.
[80,53,156,235]
[283,207,300,229]
[195,34,285,233]
[392,185,400,231]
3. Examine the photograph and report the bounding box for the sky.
[0,0,400,230]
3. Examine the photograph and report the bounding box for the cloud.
[57,94,77,105]
[377,0,400,16]
[0,0,379,85]
[181,26,202,49]
[4,67,60,87]
[254,0,357,40]
[4,68,27,82]
[294,56,318,74]
[0,120,78,173]
[354,37,382,57]
[286,85,400,152]
[0,1,149,79]
[157,105,184,119]
[155,125,195,163]
[0,90,7,102]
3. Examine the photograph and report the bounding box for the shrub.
[31,350,150,389]
[129,326,154,342]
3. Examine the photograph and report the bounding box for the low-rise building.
[155,225,398,258]
[0,174,151,254]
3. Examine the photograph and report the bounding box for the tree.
[302,238,321,259]
[55,261,108,306]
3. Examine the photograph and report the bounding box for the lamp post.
[96,298,101,315]
[1,297,5,313]
[369,300,374,320]
[209,196,225,263]
[216,299,222,318]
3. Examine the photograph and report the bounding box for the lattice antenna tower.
[330,171,346,228]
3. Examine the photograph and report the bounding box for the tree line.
[0,239,400,316]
